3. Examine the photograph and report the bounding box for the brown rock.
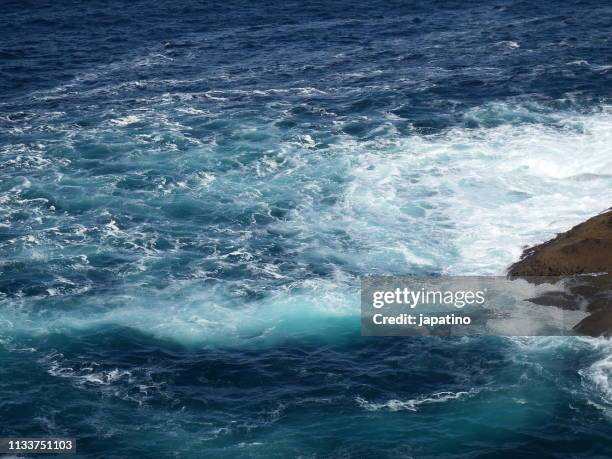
[507,208,612,336]
[525,291,581,310]
[508,209,612,277]
[573,308,612,337]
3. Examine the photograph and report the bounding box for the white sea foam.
[356,388,479,412]
[509,335,612,414]
[576,338,612,414]
[110,115,142,126]
[1,104,611,351]
[40,351,167,405]
[583,355,612,400]
[326,105,612,275]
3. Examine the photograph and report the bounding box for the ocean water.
[1,0,612,457]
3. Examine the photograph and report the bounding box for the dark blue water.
[1,1,612,457]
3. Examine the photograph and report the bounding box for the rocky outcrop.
[508,209,612,276]
[508,208,612,336]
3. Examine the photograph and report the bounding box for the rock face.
[573,307,612,337]
[508,209,612,276]
[508,208,612,337]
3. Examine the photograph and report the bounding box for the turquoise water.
[1,0,612,457]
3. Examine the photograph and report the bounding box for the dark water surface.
[1,1,612,457]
